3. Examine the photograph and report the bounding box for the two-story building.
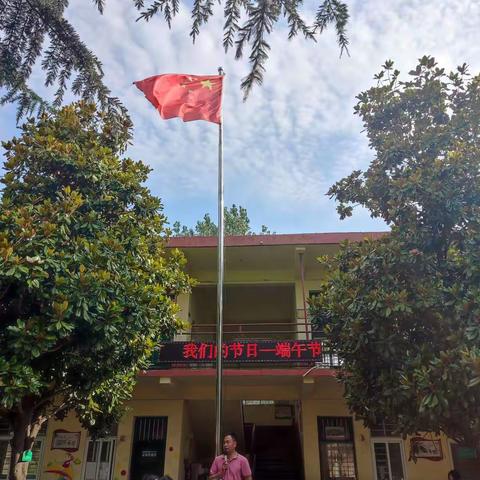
[2,233,479,480]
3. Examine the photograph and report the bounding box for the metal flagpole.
[215,66,225,456]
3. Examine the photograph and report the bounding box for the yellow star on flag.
[201,79,214,90]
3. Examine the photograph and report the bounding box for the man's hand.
[208,473,222,480]
[208,463,227,480]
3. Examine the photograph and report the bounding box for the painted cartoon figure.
[45,452,81,480]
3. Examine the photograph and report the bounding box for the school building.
[1,233,479,480]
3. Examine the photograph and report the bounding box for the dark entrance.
[242,401,303,480]
[251,425,303,480]
[130,417,168,480]
[451,444,480,480]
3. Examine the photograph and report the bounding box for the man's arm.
[241,457,253,480]
[209,458,227,480]
[209,473,223,480]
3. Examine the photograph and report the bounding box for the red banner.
[154,340,323,364]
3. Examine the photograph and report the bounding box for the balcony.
[184,283,300,338]
[149,284,340,370]
[177,308,320,341]
[151,322,339,370]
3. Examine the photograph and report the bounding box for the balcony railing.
[176,320,315,341]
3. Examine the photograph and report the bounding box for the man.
[209,433,252,480]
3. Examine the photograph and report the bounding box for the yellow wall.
[176,292,190,325]
[301,399,373,480]
[403,433,453,480]
[40,414,88,480]
[243,403,294,427]
[175,292,191,341]
[189,284,295,325]
[39,399,186,480]
[113,398,185,480]
[179,402,196,480]
[300,380,454,480]
[185,406,197,466]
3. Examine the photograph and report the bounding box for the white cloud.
[3,0,480,233]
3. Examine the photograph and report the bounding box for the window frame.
[371,437,408,480]
[317,416,358,480]
[0,435,46,480]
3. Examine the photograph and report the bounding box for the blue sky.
[1,0,480,234]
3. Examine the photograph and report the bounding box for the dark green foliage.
[0,0,349,123]
[172,204,272,236]
[0,102,191,479]
[311,57,480,445]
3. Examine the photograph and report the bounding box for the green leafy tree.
[311,57,480,446]
[0,0,349,122]
[172,204,272,236]
[0,102,191,480]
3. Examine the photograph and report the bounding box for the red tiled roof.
[167,232,387,248]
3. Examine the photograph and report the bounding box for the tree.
[0,102,192,480]
[0,0,349,123]
[172,204,272,236]
[311,57,480,447]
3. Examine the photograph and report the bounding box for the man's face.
[223,435,237,454]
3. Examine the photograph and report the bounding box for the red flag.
[134,74,223,124]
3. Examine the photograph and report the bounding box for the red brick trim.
[141,368,336,377]
[167,232,387,248]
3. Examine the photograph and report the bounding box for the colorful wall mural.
[44,452,81,480]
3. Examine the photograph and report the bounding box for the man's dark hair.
[448,470,461,480]
[224,432,238,442]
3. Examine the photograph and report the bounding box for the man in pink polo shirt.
[209,433,252,480]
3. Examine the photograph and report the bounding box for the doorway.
[243,401,303,480]
[183,400,245,480]
[450,443,480,480]
[83,438,116,480]
[130,417,168,480]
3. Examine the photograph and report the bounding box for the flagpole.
[215,66,225,456]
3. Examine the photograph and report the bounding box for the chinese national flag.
[134,74,223,124]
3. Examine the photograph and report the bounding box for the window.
[318,417,357,480]
[372,440,406,480]
[0,420,47,480]
[0,441,8,478]
[0,439,45,480]
[370,422,398,437]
